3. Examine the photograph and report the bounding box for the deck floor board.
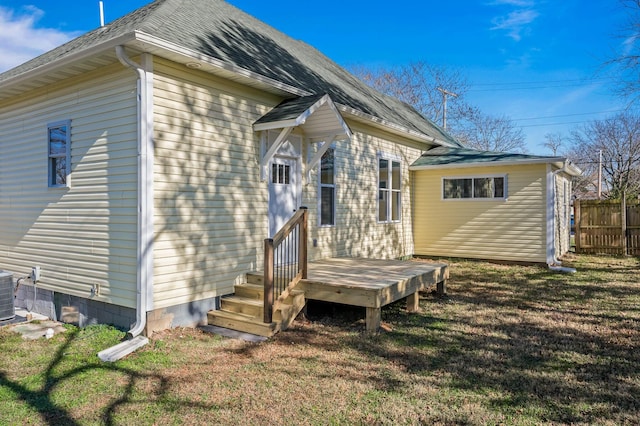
[299,258,449,332]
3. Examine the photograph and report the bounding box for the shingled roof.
[0,0,461,147]
[410,146,582,176]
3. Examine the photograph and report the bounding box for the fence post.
[574,200,581,253]
[264,238,274,323]
[622,192,628,256]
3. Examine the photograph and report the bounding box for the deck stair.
[207,272,306,338]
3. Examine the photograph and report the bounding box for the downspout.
[547,162,576,273]
[98,46,154,361]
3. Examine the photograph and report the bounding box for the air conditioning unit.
[0,271,15,321]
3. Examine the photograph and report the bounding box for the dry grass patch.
[1,254,639,425]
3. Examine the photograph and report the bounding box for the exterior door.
[268,156,300,237]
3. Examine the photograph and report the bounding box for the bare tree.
[569,112,640,199]
[350,61,470,128]
[351,61,528,153]
[607,0,640,103]
[542,132,565,156]
[451,106,527,153]
[565,144,601,199]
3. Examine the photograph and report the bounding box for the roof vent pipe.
[99,2,105,27]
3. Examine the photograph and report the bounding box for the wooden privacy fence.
[574,198,640,256]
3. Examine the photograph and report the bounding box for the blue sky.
[0,0,634,154]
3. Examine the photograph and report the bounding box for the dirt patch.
[7,320,67,340]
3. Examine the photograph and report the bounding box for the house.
[0,0,578,338]
[411,146,581,264]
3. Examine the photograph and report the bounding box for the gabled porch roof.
[254,94,352,141]
[254,94,352,182]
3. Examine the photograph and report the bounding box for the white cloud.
[621,32,639,57]
[554,82,604,111]
[490,9,540,41]
[0,6,80,72]
[487,0,535,6]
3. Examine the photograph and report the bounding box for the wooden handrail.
[263,207,308,323]
[271,208,306,247]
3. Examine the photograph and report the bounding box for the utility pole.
[437,87,458,130]
[597,149,602,199]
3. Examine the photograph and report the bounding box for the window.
[443,176,506,200]
[319,148,335,226]
[271,163,290,184]
[48,120,71,188]
[378,157,401,222]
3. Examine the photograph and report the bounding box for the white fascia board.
[546,160,582,177]
[409,157,570,171]
[324,96,353,140]
[302,93,330,121]
[132,31,311,97]
[254,119,300,131]
[564,162,583,177]
[336,104,450,148]
[0,33,137,91]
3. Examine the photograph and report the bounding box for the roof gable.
[254,94,352,141]
[0,0,461,148]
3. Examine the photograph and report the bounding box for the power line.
[470,77,613,87]
[467,82,610,92]
[518,120,589,128]
[468,77,614,92]
[513,108,639,128]
[513,109,626,121]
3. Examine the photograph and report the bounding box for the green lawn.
[1,254,639,425]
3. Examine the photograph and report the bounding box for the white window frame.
[441,174,507,201]
[378,153,402,223]
[47,120,71,188]
[318,147,336,227]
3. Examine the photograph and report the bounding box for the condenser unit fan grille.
[0,271,15,321]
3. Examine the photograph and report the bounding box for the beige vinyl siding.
[304,123,423,261]
[413,164,548,263]
[152,58,281,309]
[0,64,139,307]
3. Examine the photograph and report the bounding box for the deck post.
[406,291,420,313]
[365,307,381,333]
[264,238,274,323]
[437,279,447,296]
[299,207,308,279]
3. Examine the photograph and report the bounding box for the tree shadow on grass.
[0,328,215,425]
[269,259,640,424]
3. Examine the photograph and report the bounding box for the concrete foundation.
[14,282,219,335]
[145,297,219,336]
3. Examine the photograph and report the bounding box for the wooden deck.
[297,258,449,332]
